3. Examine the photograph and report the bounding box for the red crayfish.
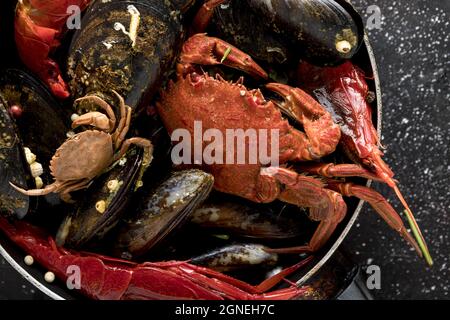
[297,61,432,264]
[0,218,313,300]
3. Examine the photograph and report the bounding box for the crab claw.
[178,34,268,80]
[266,83,341,160]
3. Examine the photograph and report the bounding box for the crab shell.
[158,73,307,202]
[50,131,114,181]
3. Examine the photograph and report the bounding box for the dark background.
[0,0,448,299]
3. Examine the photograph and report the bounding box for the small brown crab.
[11,91,153,203]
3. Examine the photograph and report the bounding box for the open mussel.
[0,69,70,219]
[208,0,364,66]
[67,0,199,112]
[114,169,214,259]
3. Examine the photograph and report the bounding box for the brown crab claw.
[179,34,268,80]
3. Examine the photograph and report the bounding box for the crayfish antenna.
[393,185,433,266]
[370,153,432,266]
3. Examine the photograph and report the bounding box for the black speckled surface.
[0,0,448,300]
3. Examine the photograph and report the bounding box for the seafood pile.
[0,0,432,300]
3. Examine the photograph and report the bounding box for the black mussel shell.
[56,147,150,248]
[210,0,364,66]
[0,70,71,186]
[210,0,294,65]
[114,169,214,259]
[67,0,187,112]
[0,69,70,218]
[0,94,30,219]
[191,196,310,241]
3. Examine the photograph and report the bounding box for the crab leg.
[9,178,86,198]
[266,83,341,160]
[260,167,347,253]
[111,90,129,144]
[9,181,59,197]
[58,179,91,203]
[327,181,422,256]
[75,95,117,133]
[191,0,227,34]
[299,163,383,181]
[178,34,268,80]
[71,112,113,132]
[115,106,132,150]
[114,137,154,163]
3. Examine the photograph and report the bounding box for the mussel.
[0,94,30,219]
[0,69,70,219]
[114,170,214,259]
[55,146,147,248]
[190,244,278,272]
[208,0,364,66]
[191,196,310,241]
[0,70,71,185]
[67,0,199,112]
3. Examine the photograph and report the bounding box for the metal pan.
[0,1,382,300]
